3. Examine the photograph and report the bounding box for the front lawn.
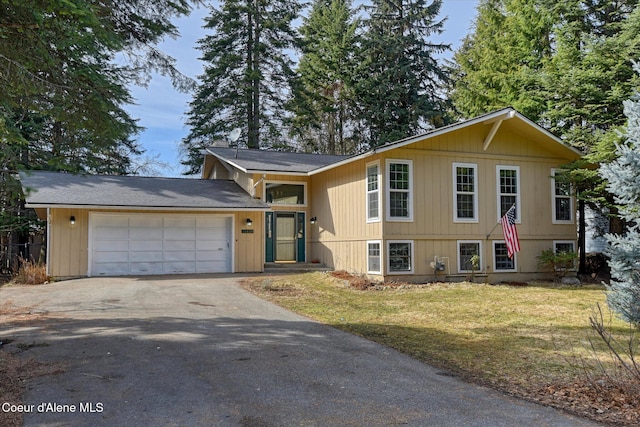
[242,272,639,426]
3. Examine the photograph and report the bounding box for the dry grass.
[11,258,48,285]
[242,272,640,426]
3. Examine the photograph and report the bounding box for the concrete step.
[263,262,331,273]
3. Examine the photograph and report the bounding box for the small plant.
[12,257,49,285]
[467,254,480,282]
[537,248,578,281]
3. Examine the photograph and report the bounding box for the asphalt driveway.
[1,275,598,426]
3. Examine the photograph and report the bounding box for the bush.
[12,257,49,285]
[537,248,578,281]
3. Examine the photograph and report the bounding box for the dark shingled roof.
[206,147,349,173]
[20,171,269,210]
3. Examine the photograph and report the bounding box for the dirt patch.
[0,301,66,427]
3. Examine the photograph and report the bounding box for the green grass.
[242,273,634,392]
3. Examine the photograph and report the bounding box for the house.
[21,107,582,282]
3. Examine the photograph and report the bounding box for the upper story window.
[366,162,380,222]
[453,163,478,222]
[386,159,413,221]
[551,169,573,224]
[265,182,306,206]
[497,165,521,222]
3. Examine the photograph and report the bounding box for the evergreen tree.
[354,0,449,148]
[0,0,194,266]
[182,0,301,173]
[599,65,640,324]
[289,0,359,155]
[451,0,553,121]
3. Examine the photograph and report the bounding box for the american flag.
[501,204,520,258]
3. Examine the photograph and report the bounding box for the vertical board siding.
[310,119,578,282]
[48,209,264,277]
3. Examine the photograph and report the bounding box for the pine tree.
[354,0,449,148]
[599,65,640,324]
[0,0,194,266]
[289,0,359,155]
[451,0,553,121]
[181,0,301,173]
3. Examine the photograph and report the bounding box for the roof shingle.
[20,171,269,210]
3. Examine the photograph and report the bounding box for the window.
[265,182,306,206]
[367,241,382,274]
[453,163,478,222]
[386,160,413,221]
[458,241,481,273]
[497,166,520,222]
[366,162,380,222]
[493,241,516,272]
[552,169,573,223]
[387,241,413,273]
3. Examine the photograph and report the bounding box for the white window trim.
[366,161,381,223]
[385,159,413,222]
[263,180,308,207]
[496,165,521,223]
[492,240,517,272]
[387,240,414,274]
[453,162,479,223]
[551,169,574,224]
[457,240,483,274]
[367,240,383,274]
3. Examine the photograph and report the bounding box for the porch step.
[263,262,332,273]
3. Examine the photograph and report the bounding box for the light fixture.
[69,216,76,226]
[246,218,253,227]
[310,216,317,224]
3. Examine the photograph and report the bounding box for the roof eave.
[25,203,271,212]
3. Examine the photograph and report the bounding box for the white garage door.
[90,213,232,276]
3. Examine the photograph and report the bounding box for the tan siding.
[49,208,88,277]
[47,208,264,277]
[234,211,264,272]
[309,118,579,283]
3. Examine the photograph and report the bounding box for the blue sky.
[125,0,480,177]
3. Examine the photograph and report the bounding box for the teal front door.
[265,212,305,263]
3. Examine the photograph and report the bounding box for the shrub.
[537,248,578,281]
[12,257,49,285]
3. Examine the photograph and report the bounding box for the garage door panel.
[164,261,196,274]
[130,228,163,240]
[164,217,196,228]
[94,263,129,276]
[164,240,195,250]
[94,227,129,240]
[130,240,163,251]
[91,214,232,276]
[130,262,163,274]
[196,261,227,273]
[197,250,228,261]
[196,240,227,250]
[164,250,197,262]
[130,251,163,262]
[94,251,130,262]
[164,228,196,240]
[94,240,129,251]
[129,216,162,227]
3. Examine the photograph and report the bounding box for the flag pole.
[487,203,516,239]
[486,221,501,240]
